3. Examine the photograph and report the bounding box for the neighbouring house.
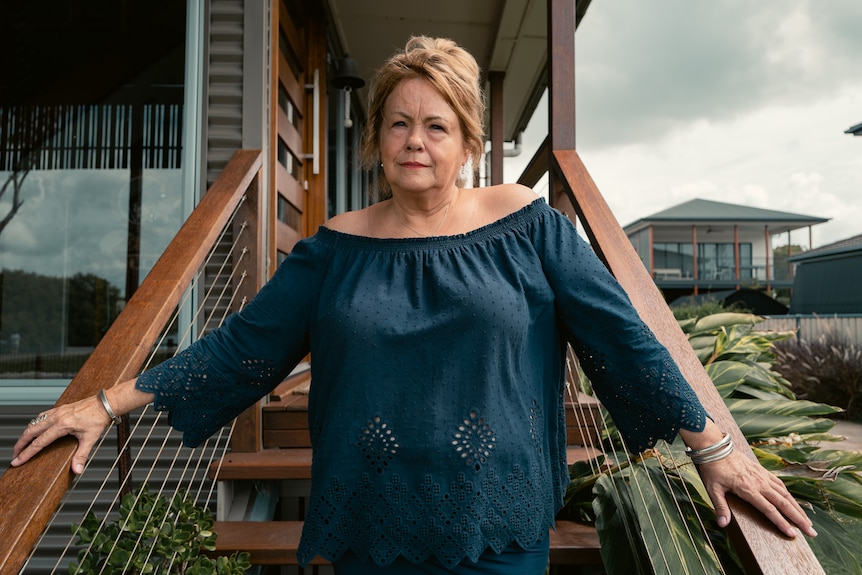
[624,198,829,304]
[789,233,862,314]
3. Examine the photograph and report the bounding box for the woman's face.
[379,76,469,197]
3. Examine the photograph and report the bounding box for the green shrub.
[70,484,250,575]
[773,331,862,421]
[562,312,862,574]
[670,298,750,321]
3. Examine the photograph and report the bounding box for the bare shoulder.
[474,184,540,221]
[321,203,382,235]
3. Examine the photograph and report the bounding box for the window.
[0,0,190,391]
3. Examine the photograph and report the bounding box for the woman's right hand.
[12,395,112,475]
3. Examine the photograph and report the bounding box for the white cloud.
[0,169,183,289]
[506,0,862,249]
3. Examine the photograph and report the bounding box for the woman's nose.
[406,129,423,151]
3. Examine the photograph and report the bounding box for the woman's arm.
[11,380,154,474]
[533,204,816,538]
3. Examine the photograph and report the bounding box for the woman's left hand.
[696,449,817,538]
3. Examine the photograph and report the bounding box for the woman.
[13,36,815,574]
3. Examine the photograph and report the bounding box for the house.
[0,0,581,403]
[0,1,605,571]
[623,198,828,303]
[0,1,824,573]
[789,233,862,314]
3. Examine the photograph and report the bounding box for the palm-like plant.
[562,313,862,574]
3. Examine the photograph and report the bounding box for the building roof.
[624,198,829,235]
[846,122,862,136]
[789,233,862,262]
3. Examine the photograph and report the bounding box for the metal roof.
[789,232,862,262]
[623,198,829,235]
[845,122,862,136]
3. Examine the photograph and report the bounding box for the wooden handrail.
[551,149,824,575]
[0,149,263,574]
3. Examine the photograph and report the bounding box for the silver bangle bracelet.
[686,433,735,465]
[685,432,731,458]
[690,442,734,465]
[99,389,122,425]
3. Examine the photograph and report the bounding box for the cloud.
[575,0,862,150]
[0,169,183,289]
[503,0,862,249]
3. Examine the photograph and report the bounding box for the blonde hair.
[360,36,485,198]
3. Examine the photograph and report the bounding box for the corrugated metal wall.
[759,314,862,346]
[201,0,248,332]
[206,0,245,186]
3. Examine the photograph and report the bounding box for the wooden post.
[547,0,578,220]
[489,71,505,186]
[229,167,265,452]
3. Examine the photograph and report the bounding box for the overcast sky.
[506,0,862,249]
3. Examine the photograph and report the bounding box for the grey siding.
[206,0,245,185]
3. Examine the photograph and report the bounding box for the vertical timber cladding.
[271,0,328,266]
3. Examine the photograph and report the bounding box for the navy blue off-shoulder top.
[136,198,707,567]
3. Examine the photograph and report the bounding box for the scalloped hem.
[319,531,550,574]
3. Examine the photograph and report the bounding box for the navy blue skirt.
[332,531,550,574]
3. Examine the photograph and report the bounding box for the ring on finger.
[29,413,48,426]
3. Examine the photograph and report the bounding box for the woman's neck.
[390,187,462,237]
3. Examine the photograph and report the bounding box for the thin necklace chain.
[394,197,455,237]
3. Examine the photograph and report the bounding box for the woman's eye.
[430,124,445,131]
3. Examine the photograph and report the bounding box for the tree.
[772,243,805,281]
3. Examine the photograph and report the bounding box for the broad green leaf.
[691,313,760,334]
[803,504,862,575]
[688,334,718,351]
[732,383,792,401]
[726,398,842,418]
[784,474,862,519]
[706,361,749,385]
[732,413,835,439]
[566,311,862,573]
[595,462,734,575]
[735,365,794,397]
[678,317,698,333]
[594,474,652,575]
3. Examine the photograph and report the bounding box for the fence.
[758,314,862,345]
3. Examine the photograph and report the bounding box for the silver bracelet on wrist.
[99,389,122,425]
[685,432,734,465]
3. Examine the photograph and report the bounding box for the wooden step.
[209,446,601,481]
[209,520,602,566]
[210,448,313,480]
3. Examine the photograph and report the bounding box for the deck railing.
[548,149,824,574]
[0,149,264,573]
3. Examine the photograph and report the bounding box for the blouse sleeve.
[532,205,707,452]
[135,235,328,447]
